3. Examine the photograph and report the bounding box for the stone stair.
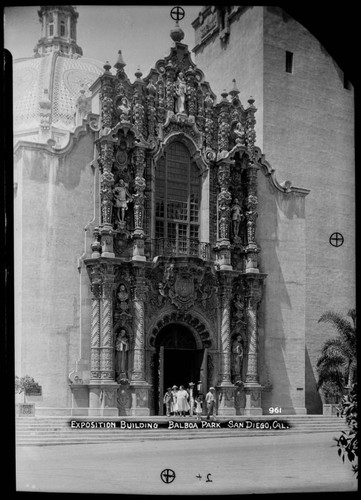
[16,414,347,446]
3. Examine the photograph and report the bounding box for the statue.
[115,329,129,380]
[232,335,244,381]
[158,282,167,306]
[117,97,130,121]
[234,122,245,143]
[113,180,132,222]
[231,198,244,237]
[175,72,187,114]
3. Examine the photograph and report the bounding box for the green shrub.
[335,383,358,477]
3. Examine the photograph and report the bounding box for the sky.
[4,5,203,81]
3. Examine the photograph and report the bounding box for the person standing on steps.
[176,385,189,417]
[171,386,179,416]
[206,387,216,420]
[163,387,172,417]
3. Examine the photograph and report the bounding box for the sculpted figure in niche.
[117,96,130,121]
[231,198,244,237]
[113,180,132,222]
[234,122,245,144]
[158,282,167,306]
[115,328,129,380]
[232,335,244,381]
[175,72,187,114]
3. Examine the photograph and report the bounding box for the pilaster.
[132,146,147,261]
[243,274,265,415]
[217,271,236,415]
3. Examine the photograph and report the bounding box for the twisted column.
[219,280,233,385]
[131,279,147,383]
[90,281,102,381]
[100,280,115,380]
[245,292,262,383]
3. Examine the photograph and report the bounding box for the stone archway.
[148,309,213,349]
[149,311,213,415]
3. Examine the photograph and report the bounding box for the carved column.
[185,66,197,116]
[88,263,118,417]
[133,69,146,137]
[130,267,150,415]
[132,147,147,261]
[90,279,102,381]
[215,91,233,270]
[244,97,260,272]
[216,159,233,270]
[165,61,175,113]
[217,273,236,415]
[99,140,115,257]
[100,276,115,381]
[245,162,260,272]
[244,278,263,416]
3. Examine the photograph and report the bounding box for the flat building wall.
[14,132,96,408]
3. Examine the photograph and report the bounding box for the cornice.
[255,147,310,197]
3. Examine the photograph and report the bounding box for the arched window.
[155,141,200,255]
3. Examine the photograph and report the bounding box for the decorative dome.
[13,5,104,147]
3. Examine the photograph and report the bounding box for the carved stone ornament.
[169,271,197,311]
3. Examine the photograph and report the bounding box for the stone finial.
[114,50,126,71]
[221,89,229,101]
[247,96,255,107]
[229,79,240,99]
[135,66,143,80]
[103,61,111,73]
[170,21,185,43]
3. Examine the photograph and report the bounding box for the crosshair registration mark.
[329,232,344,247]
[160,469,176,484]
[170,6,185,22]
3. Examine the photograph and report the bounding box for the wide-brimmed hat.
[172,385,178,389]
[189,382,195,386]
[209,387,215,390]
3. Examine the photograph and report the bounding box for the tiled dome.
[13,53,103,134]
[13,5,104,146]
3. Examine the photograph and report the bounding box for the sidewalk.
[16,431,357,494]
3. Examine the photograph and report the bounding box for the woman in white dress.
[176,385,189,417]
[171,386,178,416]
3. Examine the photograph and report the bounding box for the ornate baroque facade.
[15,6,354,417]
[67,21,307,416]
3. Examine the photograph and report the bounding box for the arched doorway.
[154,323,206,415]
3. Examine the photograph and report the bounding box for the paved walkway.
[16,432,357,495]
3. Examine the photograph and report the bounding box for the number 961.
[269,407,282,414]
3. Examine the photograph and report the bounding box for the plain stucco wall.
[263,6,355,412]
[15,132,95,408]
[257,168,307,413]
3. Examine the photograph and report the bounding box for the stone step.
[17,428,346,445]
[16,423,345,434]
[16,415,346,446]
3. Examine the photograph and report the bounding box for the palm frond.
[319,311,355,337]
[319,338,354,363]
[318,310,356,351]
[347,308,356,328]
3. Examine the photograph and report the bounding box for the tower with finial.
[33,5,83,58]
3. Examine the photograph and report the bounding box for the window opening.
[155,142,200,256]
[285,51,293,73]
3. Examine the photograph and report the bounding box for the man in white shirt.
[205,387,216,420]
